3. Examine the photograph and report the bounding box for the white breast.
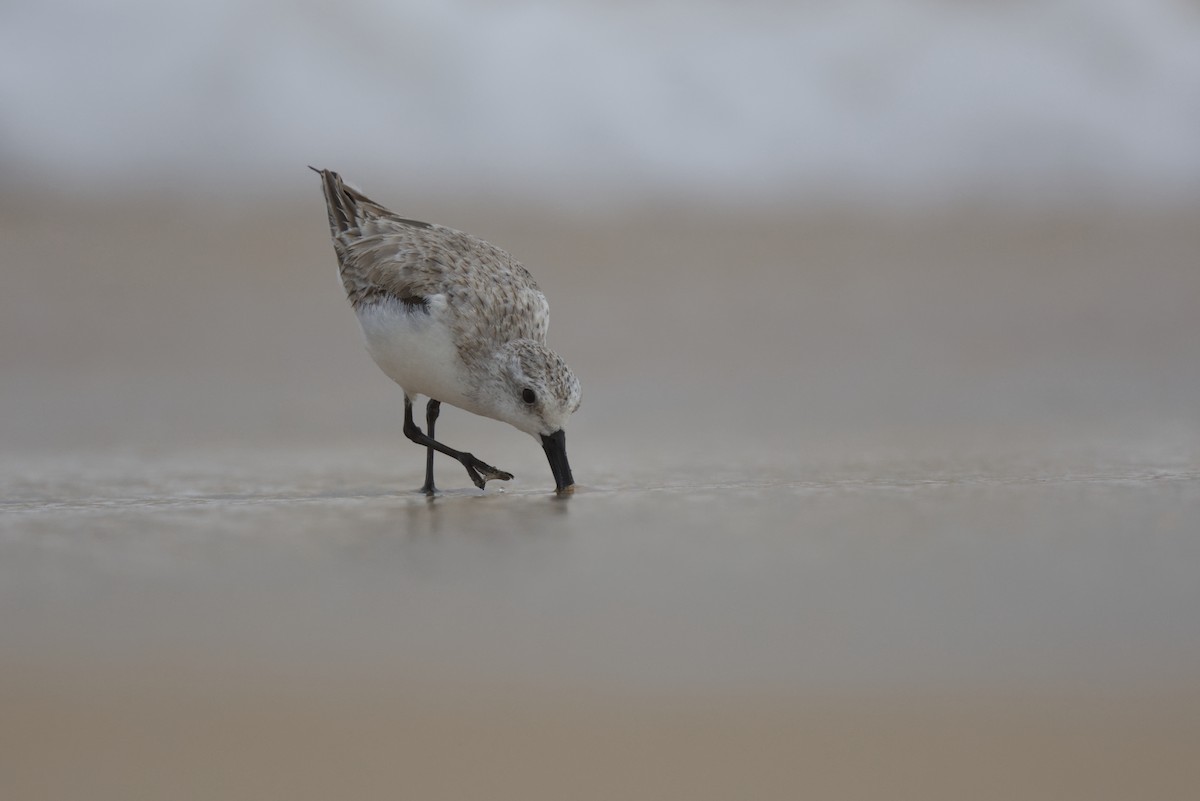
[355,297,477,410]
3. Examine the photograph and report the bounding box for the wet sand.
[2,192,1199,798]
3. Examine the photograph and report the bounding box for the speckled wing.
[315,169,551,351]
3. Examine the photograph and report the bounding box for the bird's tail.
[309,166,391,237]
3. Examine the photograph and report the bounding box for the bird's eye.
[521,388,537,405]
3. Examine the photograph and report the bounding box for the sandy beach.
[2,192,1199,799]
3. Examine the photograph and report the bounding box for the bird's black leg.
[421,399,441,495]
[403,396,513,490]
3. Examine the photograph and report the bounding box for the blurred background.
[3,0,1200,206]
[3,2,1200,799]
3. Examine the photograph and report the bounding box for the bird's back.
[314,169,551,365]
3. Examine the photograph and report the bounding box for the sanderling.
[312,168,581,495]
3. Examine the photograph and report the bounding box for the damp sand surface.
[2,196,1199,799]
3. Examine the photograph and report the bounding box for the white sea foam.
[2,0,1199,205]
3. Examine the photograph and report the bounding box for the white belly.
[356,299,477,410]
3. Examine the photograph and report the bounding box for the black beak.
[540,429,575,494]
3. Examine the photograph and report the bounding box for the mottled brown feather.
[314,169,551,368]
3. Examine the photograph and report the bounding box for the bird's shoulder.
[337,215,550,344]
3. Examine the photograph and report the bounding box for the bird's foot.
[462,454,514,489]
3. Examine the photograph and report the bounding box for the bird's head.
[485,340,581,493]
